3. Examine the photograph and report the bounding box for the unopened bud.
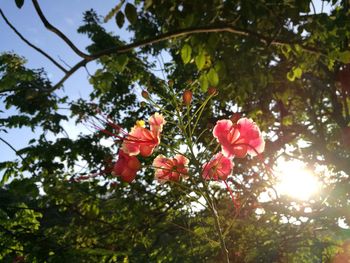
[182,90,193,106]
[168,80,174,87]
[141,90,149,99]
[208,87,218,96]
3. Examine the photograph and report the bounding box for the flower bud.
[208,87,218,96]
[183,90,192,106]
[168,80,174,87]
[141,90,149,99]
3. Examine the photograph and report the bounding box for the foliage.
[1,0,350,262]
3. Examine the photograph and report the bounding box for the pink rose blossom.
[153,154,189,183]
[202,153,234,181]
[213,117,265,158]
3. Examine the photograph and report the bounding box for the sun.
[275,158,321,201]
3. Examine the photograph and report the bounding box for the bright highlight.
[275,159,321,201]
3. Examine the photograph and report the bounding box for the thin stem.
[172,98,230,262]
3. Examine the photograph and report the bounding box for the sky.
[0,1,132,162]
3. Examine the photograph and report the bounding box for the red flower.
[112,150,141,183]
[202,153,233,181]
[213,117,265,158]
[153,154,189,183]
[122,113,166,157]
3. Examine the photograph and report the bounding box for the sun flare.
[275,159,321,201]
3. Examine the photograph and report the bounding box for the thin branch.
[0,137,24,161]
[31,0,90,59]
[92,25,324,58]
[311,0,317,15]
[47,24,328,92]
[49,59,90,91]
[0,9,67,73]
[58,56,72,69]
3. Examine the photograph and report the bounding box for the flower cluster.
[110,113,164,182]
[98,110,264,185]
[202,117,265,181]
[107,113,190,184]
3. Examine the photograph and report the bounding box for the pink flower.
[112,150,141,183]
[202,153,233,181]
[213,117,265,158]
[153,154,189,183]
[122,113,165,157]
[148,112,166,134]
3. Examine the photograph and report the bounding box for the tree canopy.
[1,0,350,262]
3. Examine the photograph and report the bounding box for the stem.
[211,203,230,262]
[172,98,230,262]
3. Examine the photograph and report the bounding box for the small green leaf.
[281,45,291,59]
[199,74,209,92]
[0,169,11,186]
[287,71,295,82]
[144,0,153,9]
[125,3,137,24]
[15,0,24,8]
[115,11,125,28]
[104,0,125,23]
[293,67,302,79]
[282,116,293,126]
[195,51,206,70]
[116,54,129,72]
[181,44,192,64]
[207,68,219,86]
[339,51,350,64]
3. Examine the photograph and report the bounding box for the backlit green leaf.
[181,44,192,64]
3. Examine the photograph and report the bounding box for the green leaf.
[116,54,129,72]
[199,74,209,92]
[287,71,295,82]
[282,115,293,126]
[104,0,125,23]
[125,3,137,24]
[195,51,206,71]
[181,44,192,64]
[339,51,350,64]
[281,45,291,59]
[207,68,219,86]
[15,0,24,8]
[115,11,125,28]
[293,67,302,79]
[0,168,11,186]
[144,0,153,9]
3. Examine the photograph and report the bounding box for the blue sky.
[0,1,132,162]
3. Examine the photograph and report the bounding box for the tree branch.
[48,24,328,92]
[0,137,24,161]
[31,0,90,59]
[0,9,67,73]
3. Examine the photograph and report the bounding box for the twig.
[31,0,90,59]
[0,9,67,73]
[0,137,24,161]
